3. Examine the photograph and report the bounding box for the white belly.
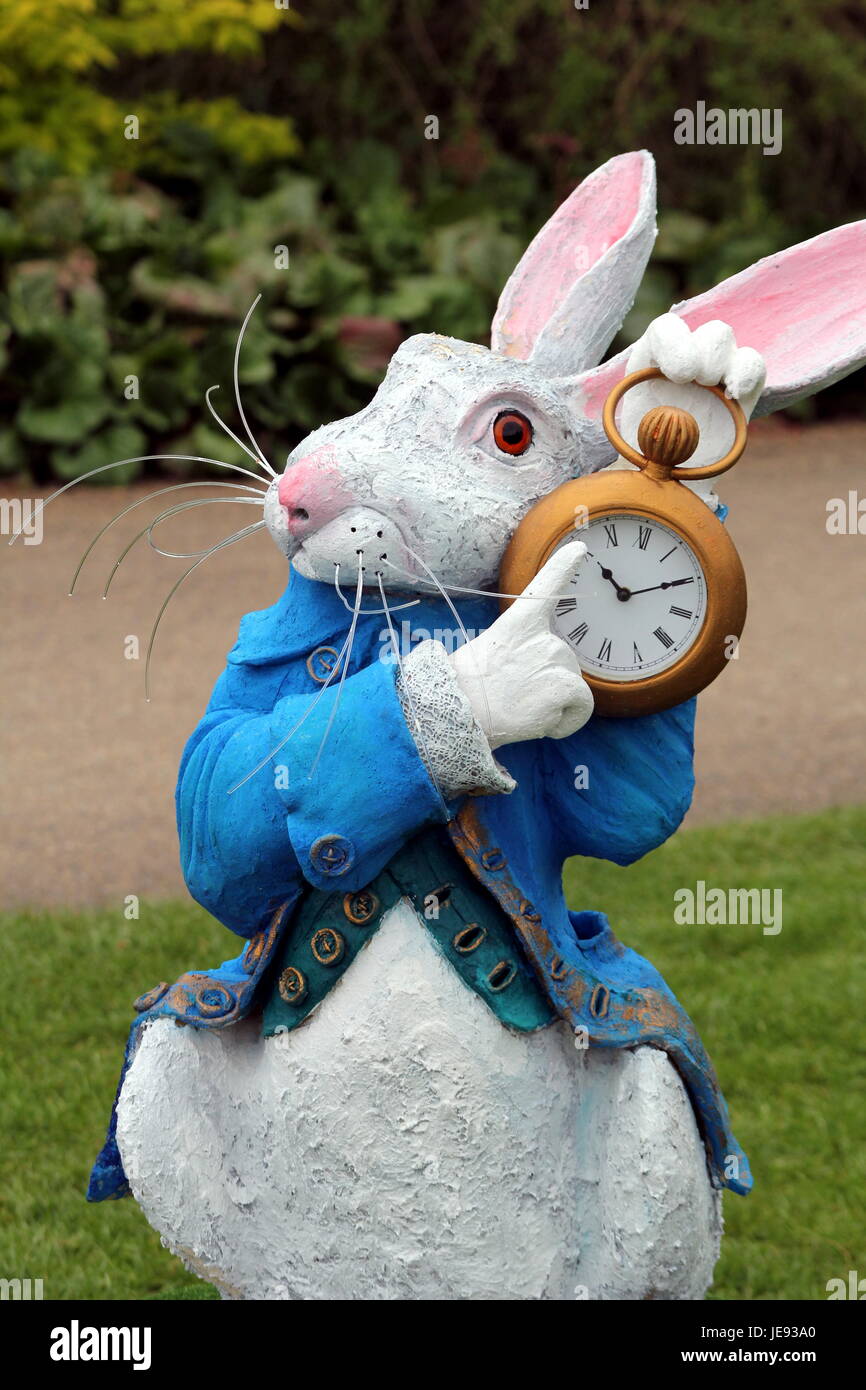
[116,899,722,1300]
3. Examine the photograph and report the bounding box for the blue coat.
[178,567,695,933]
[88,565,751,1201]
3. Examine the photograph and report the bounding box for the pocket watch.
[498,367,749,718]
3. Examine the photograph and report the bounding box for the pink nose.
[278,448,351,537]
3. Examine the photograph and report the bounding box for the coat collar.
[228,564,498,668]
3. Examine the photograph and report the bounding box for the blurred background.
[2,0,866,486]
[1,0,865,1302]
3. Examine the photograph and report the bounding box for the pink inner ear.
[575,220,866,418]
[571,346,632,420]
[675,221,866,396]
[494,151,650,361]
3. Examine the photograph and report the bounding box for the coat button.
[311,927,345,966]
[310,834,355,876]
[195,983,235,1018]
[278,966,308,1006]
[306,646,341,684]
[343,889,379,925]
[481,848,507,872]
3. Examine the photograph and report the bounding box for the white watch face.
[552,514,707,682]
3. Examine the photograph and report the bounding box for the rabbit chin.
[284,509,415,592]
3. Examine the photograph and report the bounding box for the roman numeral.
[634,525,651,550]
[653,627,674,649]
[632,641,643,663]
[568,622,588,645]
[604,524,618,547]
[659,546,677,563]
[597,637,612,662]
[670,605,693,619]
[555,597,578,614]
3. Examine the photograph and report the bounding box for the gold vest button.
[343,889,379,925]
[311,927,346,966]
[278,966,308,1005]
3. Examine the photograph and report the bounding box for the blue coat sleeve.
[271,658,450,892]
[175,676,304,938]
[176,657,449,935]
[538,698,697,866]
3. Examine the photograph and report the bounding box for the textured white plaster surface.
[117,901,721,1301]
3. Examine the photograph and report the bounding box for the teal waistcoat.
[263,824,555,1036]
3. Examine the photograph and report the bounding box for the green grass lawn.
[1,804,863,1301]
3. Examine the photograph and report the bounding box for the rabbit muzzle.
[276,445,354,538]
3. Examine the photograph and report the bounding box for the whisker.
[377,572,446,809]
[233,294,276,478]
[307,564,365,781]
[227,617,356,795]
[7,454,272,546]
[68,481,266,595]
[103,496,264,597]
[333,561,420,615]
[145,520,265,701]
[392,543,494,741]
[104,529,153,600]
[205,385,269,471]
[381,557,584,603]
[146,497,265,559]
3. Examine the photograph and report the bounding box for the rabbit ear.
[571,220,866,422]
[490,150,657,374]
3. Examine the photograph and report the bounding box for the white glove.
[449,540,594,750]
[619,314,767,508]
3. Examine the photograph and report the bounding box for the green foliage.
[2,0,866,482]
[0,1,297,173]
[0,156,525,482]
[0,804,863,1298]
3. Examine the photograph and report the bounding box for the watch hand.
[596,561,631,601]
[628,578,694,597]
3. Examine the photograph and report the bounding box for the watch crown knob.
[637,405,700,474]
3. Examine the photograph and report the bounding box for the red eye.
[493,410,533,456]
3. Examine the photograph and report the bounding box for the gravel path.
[2,419,864,910]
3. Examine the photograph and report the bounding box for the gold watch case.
[498,369,749,718]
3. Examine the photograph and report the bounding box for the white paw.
[450,540,594,749]
[627,313,766,414]
[618,314,767,498]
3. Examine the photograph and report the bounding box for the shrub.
[2,0,866,482]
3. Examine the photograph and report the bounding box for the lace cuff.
[396,639,516,800]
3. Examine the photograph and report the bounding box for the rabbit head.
[265,149,866,594]
[265,334,613,594]
[265,150,656,592]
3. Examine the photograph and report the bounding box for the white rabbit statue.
[87,150,866,1301]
